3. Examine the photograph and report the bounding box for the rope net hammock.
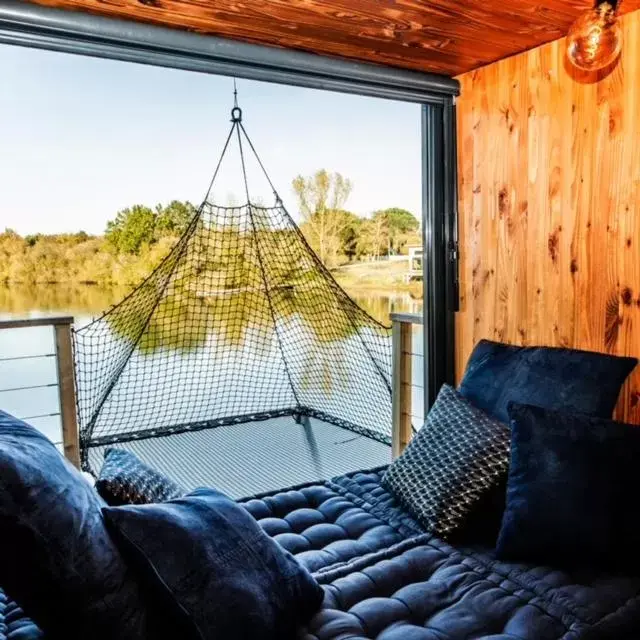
[73,99,393,477]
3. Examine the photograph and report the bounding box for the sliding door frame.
[0,0,460,418]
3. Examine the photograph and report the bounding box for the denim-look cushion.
[497,403,640,571]
[103,487,324,640]
[0,411,151,640]
[459,339,637,423]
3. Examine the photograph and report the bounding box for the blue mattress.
[0,591,42,640]
[3,468,640,639]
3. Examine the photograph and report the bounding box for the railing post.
[54,319,80,468]
[392,319,413,458]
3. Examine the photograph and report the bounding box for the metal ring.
[231,106,242,122]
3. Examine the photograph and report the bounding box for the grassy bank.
[332,260,422,296]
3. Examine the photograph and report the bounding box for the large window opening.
[0,4,458,491]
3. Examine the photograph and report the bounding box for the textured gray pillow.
[96,448,185,506]
[382,384,510,538]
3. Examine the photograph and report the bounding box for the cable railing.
[0,316,79,467]
[1,312,420,469]
[391,311,424,458]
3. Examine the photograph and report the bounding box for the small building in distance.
[404,245,423,283]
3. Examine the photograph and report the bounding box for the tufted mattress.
[243,468,640,640]
[2,468,640,639]
[0,591,42,640]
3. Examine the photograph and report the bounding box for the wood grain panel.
[456,9,640,423]
[23,0,640,76]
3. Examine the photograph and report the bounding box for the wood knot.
[548,230,559,264]
[605,290,623,352]
[570,259,578,274]
[498,188,509,217]
[622,287,633,306]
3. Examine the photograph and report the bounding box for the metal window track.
[0,0,459,103]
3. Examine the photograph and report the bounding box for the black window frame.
[0,0,460,415]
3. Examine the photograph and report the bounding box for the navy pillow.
[96,447,185,506]
[497,403,640,571]
[459,339,636,423]
[102,488,324,640]
[0,411,152,639]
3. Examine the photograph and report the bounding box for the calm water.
[0,283,423,446]
[0,283,421,326]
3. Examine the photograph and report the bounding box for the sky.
[0,43,422,236]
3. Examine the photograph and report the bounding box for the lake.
[0,282,422,326]
[0,283,423,449]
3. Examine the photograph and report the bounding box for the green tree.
[292,170,353,267]
[357,215,389,259]
[337,210,362,261]
[372,207,419,254]
[155,200,197,238]
[105,205,156,254]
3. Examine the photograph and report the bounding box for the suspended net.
[73,103,392,475]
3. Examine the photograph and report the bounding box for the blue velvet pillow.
[497,403,640,571]
[459,339,637,423]
[102,487,324,640]
[0,410,152,639]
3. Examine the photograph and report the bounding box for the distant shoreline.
[0,277,422,297]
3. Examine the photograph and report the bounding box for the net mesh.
[72,108,392,475]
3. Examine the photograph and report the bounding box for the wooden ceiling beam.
[17,0,640,75]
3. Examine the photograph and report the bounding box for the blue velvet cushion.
[497,403,640,571]
[0,410,152,639]
[103,487,324,640]
[459,339,637,423]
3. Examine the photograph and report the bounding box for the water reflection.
[0,283,130,321]
[0,281,422,445]
[0,282,422,326]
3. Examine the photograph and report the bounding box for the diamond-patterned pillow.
[96,448,185,506]
[382,384,510,539]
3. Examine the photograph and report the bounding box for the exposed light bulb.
[566,0,622,71]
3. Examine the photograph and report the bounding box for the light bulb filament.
[566,0,622,72]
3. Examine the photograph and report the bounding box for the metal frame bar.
[422,102,458,413]
[0,0,459,104]
[0,316,74,330]
[84,406,389,453]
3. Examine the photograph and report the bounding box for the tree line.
[293,170,420,268]
[0,170,420,284]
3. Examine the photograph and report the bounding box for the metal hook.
[231,106,243,122]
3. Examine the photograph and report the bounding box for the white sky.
[0,43,422,235]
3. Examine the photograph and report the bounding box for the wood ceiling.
[25,0,640,76]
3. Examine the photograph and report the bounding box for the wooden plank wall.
[455,10,640,423]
